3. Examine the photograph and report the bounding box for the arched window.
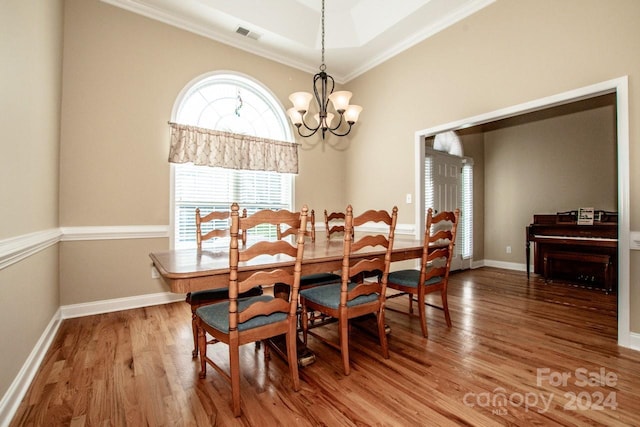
[171,72,294,248]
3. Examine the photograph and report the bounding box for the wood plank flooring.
[9,267,640,426]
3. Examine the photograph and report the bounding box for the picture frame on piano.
[577,207,595,225]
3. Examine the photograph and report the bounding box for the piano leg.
[604,260,613,294]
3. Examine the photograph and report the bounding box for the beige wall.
[483,98,617,263]
[347,0,640,330]
[1,0,62,237]
[347,0,639,220]
[0,0,63,402]
[57,0,347,305]
[60,239,169,305]
[59,0,346,228]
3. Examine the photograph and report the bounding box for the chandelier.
[286,0,362,139]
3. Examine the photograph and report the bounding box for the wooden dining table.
[150,236,424,294]
[149,235,424,366]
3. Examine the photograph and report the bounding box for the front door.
[427,151,471,271]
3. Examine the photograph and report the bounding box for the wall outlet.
[151,266,159,279]
[406,193,412,204]
[506,246,512,254]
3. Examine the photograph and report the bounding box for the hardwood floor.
[10,268,640,426]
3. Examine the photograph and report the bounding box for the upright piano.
[526,211,618,292]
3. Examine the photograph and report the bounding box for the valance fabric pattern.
[168,122,299,174]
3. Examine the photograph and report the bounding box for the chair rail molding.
[1,226,170,271]
[0,229,62,270]
[60,225,170,241]
[357,222,414,236]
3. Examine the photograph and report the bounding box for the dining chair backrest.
[421,208,460,284]
[195,208,230,249]
[324,209,352,240]
[230,205,306,308]
[277,209,315,242]
[198,208,250,248]
[341,205,398,305]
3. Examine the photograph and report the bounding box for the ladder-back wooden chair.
[326,209,374,284]
[299,205,398,375]
[277,209,340,291]
[277,209,315,241]
[186,208,262,358]
[324,209,353,240]
[386,208,459,337]
[195,203,308,417]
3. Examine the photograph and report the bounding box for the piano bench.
[543,251,613,293]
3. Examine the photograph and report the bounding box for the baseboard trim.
[471,259,485,269]
[0,308,62,427]
[60,291,186,319]
[482,259,527,272]
[628,332,640,351]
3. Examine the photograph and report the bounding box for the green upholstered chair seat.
[388,269,443,288]
[299,282,379,309]
[300,272,341,289]
[274,273,340,298]
[186,286,262,304]
[195,295,286,333]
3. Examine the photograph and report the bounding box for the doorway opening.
[413,77,631,348]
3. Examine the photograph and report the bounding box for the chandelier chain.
[287,0,361,139]
[320,0,326,71]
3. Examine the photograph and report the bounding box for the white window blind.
[461,162,473,259]
[424,156,434,213]
[174,165,291,248]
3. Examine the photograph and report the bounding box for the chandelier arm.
[299,117,321,133]
[295,124,320,138]
[327,113,344,131]
[327,122,354,137]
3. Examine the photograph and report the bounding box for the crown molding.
[101,0,495,84]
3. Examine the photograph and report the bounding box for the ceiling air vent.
[235,26,250,36]
[235,26,261,41]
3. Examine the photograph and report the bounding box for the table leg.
[271,283,316,366]
[267,335,316,367]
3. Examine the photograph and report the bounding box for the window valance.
[168,122,299,174]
